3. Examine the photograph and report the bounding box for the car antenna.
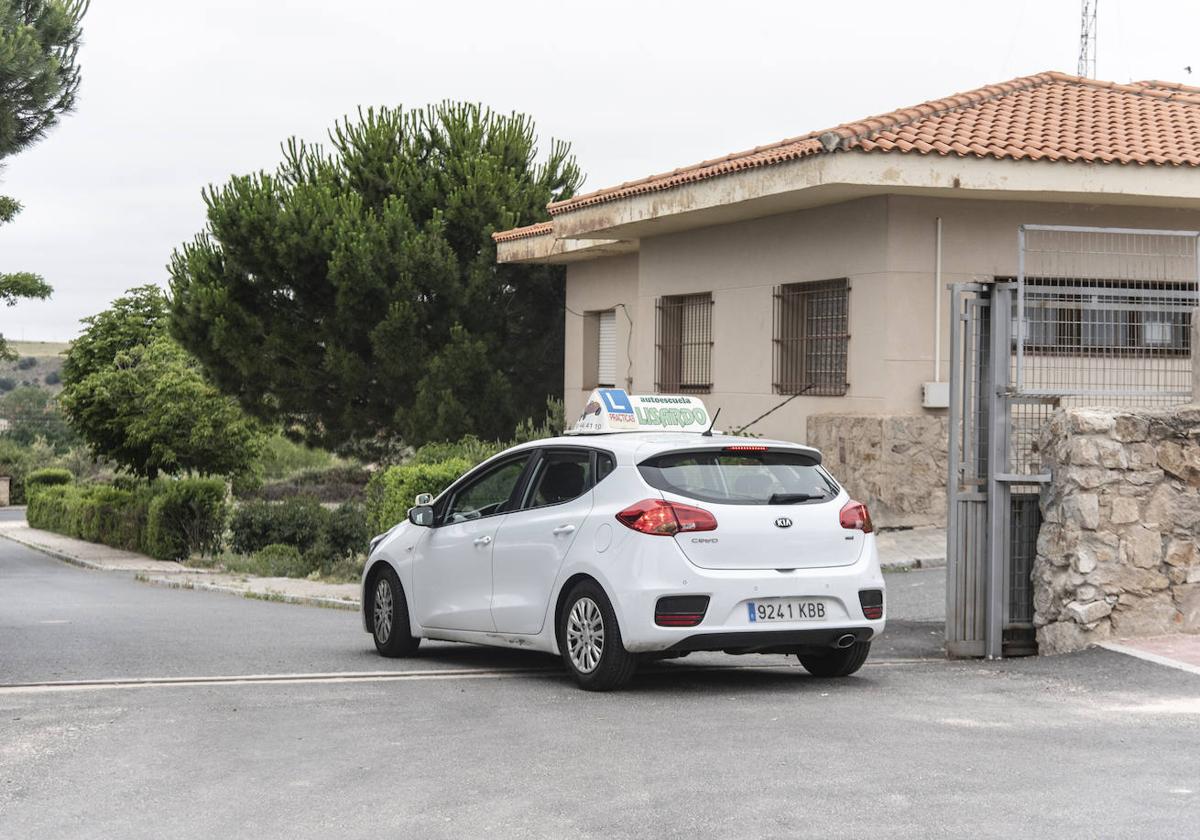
[701,407,721,437]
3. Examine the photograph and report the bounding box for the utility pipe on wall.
[934,216,943,383]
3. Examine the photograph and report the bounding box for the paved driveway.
[1,539,1197,839]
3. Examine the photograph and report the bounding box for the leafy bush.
[16,356,37,370]
[144,478,228,561]
[409,436,503,467]
[43,370,61,385]
[28,476,227,562]
[366,458,470,535]
[230,496,327,554]
[230,497,367,558]
[27,482,152,553]
[23,467,73,498]
[0,377,14,392]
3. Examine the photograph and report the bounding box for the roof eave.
[495,232,638,265]
[544,150,1200,245]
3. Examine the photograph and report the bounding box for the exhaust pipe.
[835,633,856,649]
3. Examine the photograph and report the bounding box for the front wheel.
[371,567,421,657]
[558,581,638,691]
[796,641,871,677]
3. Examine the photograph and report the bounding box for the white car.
[362,390,885,691]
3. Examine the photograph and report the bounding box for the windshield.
[638,449,839,505]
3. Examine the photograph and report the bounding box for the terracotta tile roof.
[492,221,554,242]
[542,71,1200,217]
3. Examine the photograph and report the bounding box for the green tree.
[60,286,262,479]
[0,0,88,358]
[169,103,582,452]
[0,384,76,449]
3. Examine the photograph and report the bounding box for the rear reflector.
[655,595,710,627]
[839,500,874,534]
[859,589,884,620]
[616,499,717,536]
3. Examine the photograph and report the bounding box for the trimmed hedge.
[229,497,368,565]
[366,458,470,535]
[27,478,228,562]
[24,468,73,498]
[230,497,328,554]
[145,479,227,561]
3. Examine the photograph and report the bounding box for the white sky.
[3,0,1198,340]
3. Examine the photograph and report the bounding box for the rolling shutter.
[597,310,616,386]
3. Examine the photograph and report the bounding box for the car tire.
[797,641,871,677]
[371,566,421,658]
[558,581,638,691]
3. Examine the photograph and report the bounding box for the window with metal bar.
[773,279,849,396]
[655,293,713,393]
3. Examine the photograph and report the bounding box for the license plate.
[747,598,826,623]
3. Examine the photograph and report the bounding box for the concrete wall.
[563,194,1200,525]
[1033,406,1200,654]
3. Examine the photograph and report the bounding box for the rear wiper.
[768,492,825,504]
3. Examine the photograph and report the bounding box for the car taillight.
[724,445,768,452]
[839,499,874,533]
[616,499,717,536]
[859,589,884,620]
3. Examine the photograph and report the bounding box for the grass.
[187,550,365,584]
[7,341,70,357]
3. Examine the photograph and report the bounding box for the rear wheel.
[558,581,638,691]
[797,641,871,677]
[371,567,420,657]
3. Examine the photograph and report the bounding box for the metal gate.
[947,225,1200,659]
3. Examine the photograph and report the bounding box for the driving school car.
[362,389,885,691]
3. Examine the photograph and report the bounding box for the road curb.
[135,574,361,612]
[0,531,115,573]
[881,556,947,572]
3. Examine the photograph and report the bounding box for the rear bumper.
[608,532,886,653]
[667,626,874,654]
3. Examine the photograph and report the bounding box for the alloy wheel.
[566,597,605,673]
[374,578,394,643]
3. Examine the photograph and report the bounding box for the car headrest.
[541,461,586,504]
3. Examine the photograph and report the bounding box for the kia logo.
[774,517,793,529]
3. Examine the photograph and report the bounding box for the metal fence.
[1016,226,1198,404]
[948,225,1200,659]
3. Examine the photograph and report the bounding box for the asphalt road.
[2,538,1198,839]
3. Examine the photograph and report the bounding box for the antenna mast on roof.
[1077,0,1098,78]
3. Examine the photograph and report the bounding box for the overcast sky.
[2,0,1197,341]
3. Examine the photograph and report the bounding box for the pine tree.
[0,0,87,358]
[170,103,583,453]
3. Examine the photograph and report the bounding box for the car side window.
[596,452,615,483]
[523,450,592,509]
[445,457,528,524]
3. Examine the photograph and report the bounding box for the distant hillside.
[1,341,70,395]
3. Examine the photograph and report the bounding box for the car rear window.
[638,449,838,506]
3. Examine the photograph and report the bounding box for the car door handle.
[552,525,576,536]
[473,536,492,547]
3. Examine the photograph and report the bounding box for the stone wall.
[807,414,948,529]
[1034,406,1200,654]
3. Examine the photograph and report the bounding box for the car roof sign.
[566,388,711,435]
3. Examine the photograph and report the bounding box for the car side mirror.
[408,505,435,527]
[414,493,433,506]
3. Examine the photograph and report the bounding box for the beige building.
[494,71,1200,527]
